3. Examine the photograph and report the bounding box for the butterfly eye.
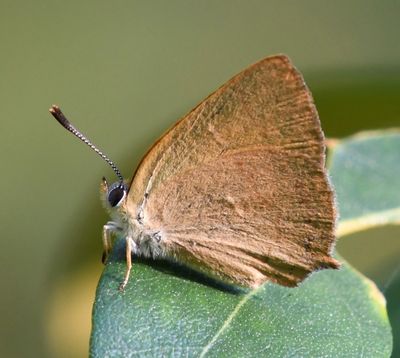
[108,184,126,207]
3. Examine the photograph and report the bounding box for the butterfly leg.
[119,236,133,291]
[102,221,122,264]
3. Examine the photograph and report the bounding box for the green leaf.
[90,130,397,357]
[328,129,400,357]
[91,249,390,357]
[329,130,400,237]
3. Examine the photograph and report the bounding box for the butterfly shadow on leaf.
[108,237,246,295]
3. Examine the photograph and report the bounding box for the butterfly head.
[101,177,128,209]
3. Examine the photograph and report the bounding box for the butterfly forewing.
[127,55,338,288]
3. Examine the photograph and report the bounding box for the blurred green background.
[1,1,399,357]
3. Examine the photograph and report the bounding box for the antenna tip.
[49,104,60,115]
[49,104,71,128]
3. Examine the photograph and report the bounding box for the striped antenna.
[49,105,124,183]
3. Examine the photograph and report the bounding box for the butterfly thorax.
[100,184,167,259]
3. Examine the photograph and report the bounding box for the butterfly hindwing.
[128,55,338,287]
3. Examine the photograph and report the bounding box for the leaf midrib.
[199,286,261,357]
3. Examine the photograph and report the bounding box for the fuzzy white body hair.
[101,186,168,259]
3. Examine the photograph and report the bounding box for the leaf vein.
[198,286,263,357]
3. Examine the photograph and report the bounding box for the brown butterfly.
[50,54,339,291]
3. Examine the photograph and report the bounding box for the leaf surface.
[329,130,400,237]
